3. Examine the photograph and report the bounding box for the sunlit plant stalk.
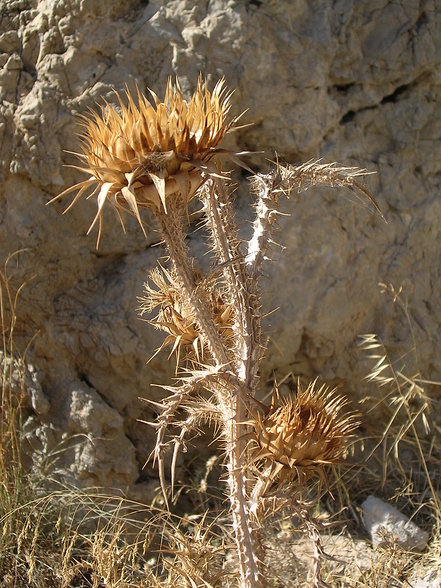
[51,76,375,587]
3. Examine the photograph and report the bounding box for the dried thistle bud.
[139,266,234,362]
[253,380,359,479]
[52,76,237,242]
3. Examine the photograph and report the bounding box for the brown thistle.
[51,76,237,242]
[139,265,234,363]
[48,71,381,586]
[252,380,359,481]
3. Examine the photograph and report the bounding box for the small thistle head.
[253,380,359,481]
[139,266,234,363]
[54,76,236,242]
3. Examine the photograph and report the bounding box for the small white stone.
[412,569,441,588]
[361,495,429,552]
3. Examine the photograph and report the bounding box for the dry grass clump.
[315,288,441,586]
[1,481,215,588]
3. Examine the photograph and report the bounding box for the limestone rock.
[412,569,441,588]
[361,495,429,552]
[1,0,440,495]
[61,382,139,488]
[0,351,48,415]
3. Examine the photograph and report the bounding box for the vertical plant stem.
[154,196,264,587]
[154,199,229,366]
[225,417,264,587]
[201,182,265,586]
[203,180,260,389]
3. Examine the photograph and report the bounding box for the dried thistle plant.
[139,265,234,364]
[52,76,378,587]
[50,76,241,244]
[252,380,359,482]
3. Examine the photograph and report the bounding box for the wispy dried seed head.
[253,380,359,478]
[53,76,236,242]
[139,266,234,362]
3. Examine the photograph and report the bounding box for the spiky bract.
[139,266,234,362]
[54,77,235,241]
[253,381,359,479]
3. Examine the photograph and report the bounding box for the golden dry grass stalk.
[52,76,236,242]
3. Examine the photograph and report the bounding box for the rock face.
[1,0,440,496]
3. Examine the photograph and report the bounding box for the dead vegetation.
[1,79,440,587]
[1,256,441,587]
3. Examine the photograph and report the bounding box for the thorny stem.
[202,180,261,391]
[203,180,266,584]
[247,160,381,276]
[225,415,264,587]
[246,173,281,277]
[155,198,229,366]
[249,465,273,517]
[155,195,264,587]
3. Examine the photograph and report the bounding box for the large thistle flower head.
[53,76,237,242]
[253,380,359,482]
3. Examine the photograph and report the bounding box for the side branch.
[246,159,380,277]
[143,370,224,503]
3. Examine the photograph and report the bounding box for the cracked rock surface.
[1,0,440,497]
